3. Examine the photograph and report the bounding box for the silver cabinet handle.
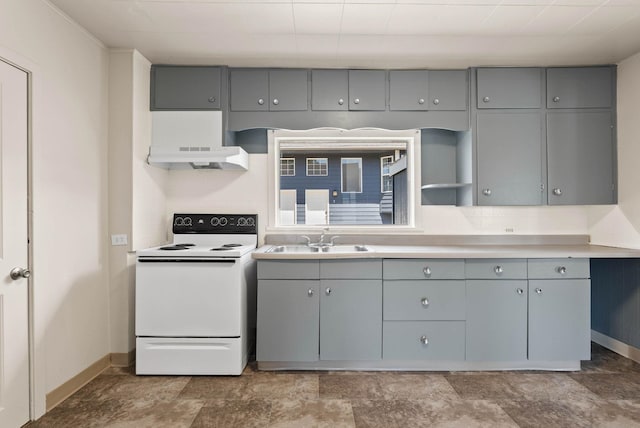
[552,188,562,196]
[557,266,567,275]
[432,98,440,105]
[420,335,429,345]
[482,96,490,103]
[535,288,543,294]
[325,287,332,296]
[353,98,360,104]
[423,267,432,277]
[272,98,279,105]
[418,98,425,104]
[338,98,344,105]
[10,267,31,280]
[516,288,524,295]
[553,96,560,102]
[257,98,265,105]
[494,265,503,274]
[208,96,216,103]
[421,297,429,307]
[482,188,491,196]
[308,288,314,297]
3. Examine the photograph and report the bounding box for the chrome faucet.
[300,228,339,248]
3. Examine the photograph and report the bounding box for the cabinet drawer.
[320,260,381,279]
[383,321,465,360]
[257,260,319,279]
[383,259,465,280]
[527,259,590,279]
[465,259,527,279]
[384,281,465,321]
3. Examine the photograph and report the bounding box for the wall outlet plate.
[111,234,128,246]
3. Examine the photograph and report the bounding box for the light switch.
[111,234,128,246]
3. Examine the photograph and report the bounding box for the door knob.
[10,267,31,280]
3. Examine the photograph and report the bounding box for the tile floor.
[27,343,640,428]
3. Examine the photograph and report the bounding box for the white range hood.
[149,110,248,170]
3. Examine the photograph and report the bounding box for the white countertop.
[252,243,640,260]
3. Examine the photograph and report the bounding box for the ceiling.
[47,0,640,68]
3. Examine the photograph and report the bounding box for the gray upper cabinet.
[428,70,468,111]
[547,67,613,109]
[547,111,615,205]
[476,112,544,205]
[476,68,542,109]
[151,66,222,110]
[389,70,428,111]
[349,70,386,111]
[311,69,348,111]
[230,68,308,112]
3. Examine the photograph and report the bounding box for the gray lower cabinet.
[476,112,544,205]
[547,111,615,205]
[547,67,613,109]
[151,65,223,110]
[256,280,319,362]
[476,67,542,109]
[383,321,465,360]
[320,279,382,360]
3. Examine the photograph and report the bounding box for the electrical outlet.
[111,234,128,246]
[505,227,515,233]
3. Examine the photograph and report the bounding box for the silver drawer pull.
[257,98,265,105]
[420,335,429,345]
[423,267,432,277]
[308,288,314,297]
[535,288,543,294]
[494,265,503,274]
[516,288,524,295]
[208,96,216,103]
[338,98,344,105]
[418,98,425,104]
[556,266,567,275]
[421,297,429,307]
[553,96,560,102]
[482,96,490,103]
[325,287,332,296]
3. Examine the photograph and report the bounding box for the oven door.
[135,258,244,337]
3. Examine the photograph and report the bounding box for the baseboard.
[591,330,640,364]
[110,349,135,367]
[45,354,110,411]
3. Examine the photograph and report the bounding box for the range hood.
[149,111,248,170]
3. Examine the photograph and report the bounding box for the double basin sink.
[266,244,370,254]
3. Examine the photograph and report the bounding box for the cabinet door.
[320,279,382,360]
[476,112,544,205]
[348,70,386,111]
[230,69,269,111]
[256,280,319,362]
[152,66,221,110]
[428,70,468,111]
[466,280,528,361]
[269,69,308,111]
[476,68,542,109]
[528,279,590,361]
[389,70,428,111]
[547,67,612,109]
[311,69,348,111]
[547,111,615,205]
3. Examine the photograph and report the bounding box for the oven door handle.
[137,258,237,263]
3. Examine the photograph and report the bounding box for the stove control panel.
[173,214,257,234]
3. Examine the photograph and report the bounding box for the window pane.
[280,158,295,176]
[306,158,328,176]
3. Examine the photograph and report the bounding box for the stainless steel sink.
[266,244,370,254]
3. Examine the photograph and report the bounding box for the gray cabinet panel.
[528,279,590,360]
[152,66,222,110]
[547,67,612,109]
[269,69,308,111]
[465,259,528,279]
[383,259,465,280]
[257,260,319,280]
[311,69,348,111]
[476,68,542,109]
[476,112,544,205]
[320,259,382,279]
[466,280,528,361]
[389,70,428,111]
[320,279,382,360]
[256,280,319,362]
[383,321,465,360]
[383,280,466,320]
[547,111,615,205]
[527,259,590,279]
[349,70,386,111]
[429,70,468,111]
[230,69,269,111]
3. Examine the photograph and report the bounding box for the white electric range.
[135,213,257,375]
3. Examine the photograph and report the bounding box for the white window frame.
[306,157,328,176]
[341,157,363,193]
[381,155,394,193]
[280,157,295,176]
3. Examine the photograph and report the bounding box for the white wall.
[1,0,109,416]
[588,51,640,249]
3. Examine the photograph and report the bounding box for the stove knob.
[210,217,219,226]
[219,217,228,226]
[183,217,192,226]
[238,218,246,226]
[174,217,183,226]
[247,218,255,226]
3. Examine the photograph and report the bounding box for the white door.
[279,189,297,225]
[0,60,30,427]
[305,189,329,225]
